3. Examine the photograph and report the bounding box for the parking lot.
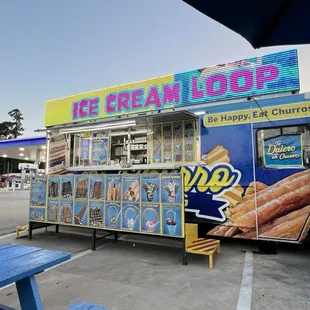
[1,190,310,310]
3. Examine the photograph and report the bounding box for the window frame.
[256,123,310,169]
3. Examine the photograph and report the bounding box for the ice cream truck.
[29,48,310,247]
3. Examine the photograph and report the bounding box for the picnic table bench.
[0,244,71,310]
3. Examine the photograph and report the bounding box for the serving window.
[257,125,310,168]
[48,112,199,171]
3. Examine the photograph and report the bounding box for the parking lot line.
[0,242,111,291]
[236,251,253,310]
[0,232,17,239]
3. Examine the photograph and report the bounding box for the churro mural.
[187,94,310,243]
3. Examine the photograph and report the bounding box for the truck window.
[257,125,310,168]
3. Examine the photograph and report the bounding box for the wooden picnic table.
[0,243,71,310]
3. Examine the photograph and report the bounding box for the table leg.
[28,222,33,240]
[91,229,96,251]
[16,275,43,310]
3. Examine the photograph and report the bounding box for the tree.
[0,121,14,140]
[8,109,24,138]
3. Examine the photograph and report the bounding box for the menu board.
[163,123,172,163]
[29,173,184,238]
[173,122,183,162]
[92,132,109,165]
[30,175,46,206]
[152,124,162,163]
[184,120,195,162]
[151,120,196,164]
[80,138,90,160]
[48,133,67,174]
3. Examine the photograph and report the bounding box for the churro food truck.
[29,49,310,246]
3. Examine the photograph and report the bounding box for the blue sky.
[1,0,310,136]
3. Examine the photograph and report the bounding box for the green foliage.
[0,109,24,139]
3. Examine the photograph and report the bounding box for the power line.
[248,97,297,135]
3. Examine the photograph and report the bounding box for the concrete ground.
[0,190,310,310]
[0,189,29,235]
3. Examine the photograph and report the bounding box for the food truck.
[29,48,310,247]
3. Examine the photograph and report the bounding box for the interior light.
[25,157,29,160]
[194,111,206,115]
[19,147,25,151]
[2,154,7,158]
[41,145,46,149]
[19,153,24,157]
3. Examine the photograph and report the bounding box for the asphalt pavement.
[0,190,310,310]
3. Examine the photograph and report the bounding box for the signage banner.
[263,134,303,168]
[203,102,310,128]
[45,50,299,127]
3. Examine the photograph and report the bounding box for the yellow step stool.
[16,225,29,239]
[185,223,220,269]
[16,225,48,239]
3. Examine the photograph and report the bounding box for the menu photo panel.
[48,175,61,199]
[74,200,88,226]
[60,200,73,224]
[29,207,46,222]
[141,203,161,234]
[162,204,183,238]
[122,202,140,232]
[47,199,59,223]
[89,201,104,227]
[61,175,74,199]
[89,175,105,200]
[141,174,160,204]
[105,202,121,229]
[75,175,89,200]
[161,173,183,204]
[106,175,122,202]
[122,174,140,203]
[30,175,47,207]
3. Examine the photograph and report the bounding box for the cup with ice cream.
[166,210,177,235]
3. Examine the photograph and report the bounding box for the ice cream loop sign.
[45,50,299,127]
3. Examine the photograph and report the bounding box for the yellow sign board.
[203,102,310,127]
